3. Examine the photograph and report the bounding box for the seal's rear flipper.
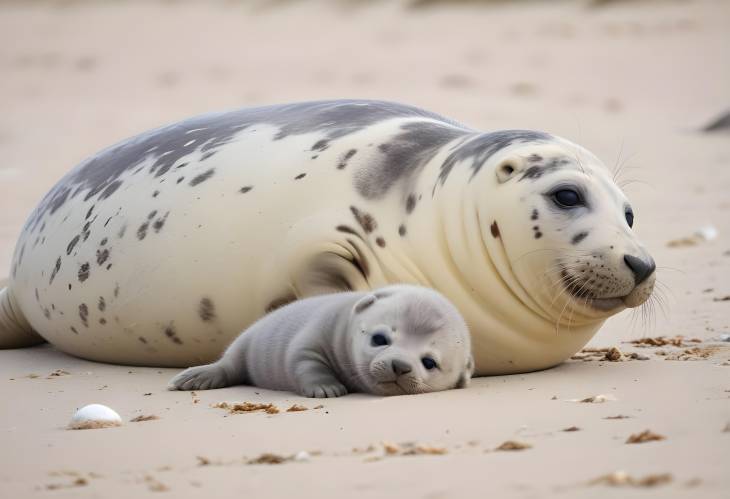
[0,279,44,348]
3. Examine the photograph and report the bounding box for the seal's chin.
[374,380,407,395]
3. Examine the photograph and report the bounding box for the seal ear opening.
[353,294,377,314]
[496,161,523,184]
[455,355,475,389]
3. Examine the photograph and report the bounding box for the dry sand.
[0,0,729,497]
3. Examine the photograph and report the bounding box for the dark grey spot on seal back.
[490,221,500,238]
[350,206,377,233]
[79,303,89,327]
[137,222,149,240]
[337,149,357,169]
[190,168,215,186]
[198,298,216,322]
[49,256,61,284]
[239,186,253,194]
[177,176,185,184]
[376,237,386,248]
[294,173,306,180]
[200,150,217,161]
[152,190,160,198]
[96,248,110,266]
[311,139,330,152]
[78,263,90,282]
[531,209,539,221]
[406,194,417,214]
[153,212,169,233]
[164,325,183,345]
[147,210,158,220]
[98,296,106,312]
[572,231,589,245]
[85,205,95,220]
[398,224,407,236]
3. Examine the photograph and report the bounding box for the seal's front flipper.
[281,216,387,298]
[0,279,44,349]
[168,363,231,391]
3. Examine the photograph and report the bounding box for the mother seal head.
[0,100,655,375]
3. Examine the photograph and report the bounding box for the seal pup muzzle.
[168,285,474,398]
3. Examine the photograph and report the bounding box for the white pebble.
[293,451,311,462]
[68,403,122,430]
[694,225,718,241]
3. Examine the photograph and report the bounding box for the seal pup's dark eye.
[371,333,389,347]
[552,189,582,208]
[421,357,438,370]
[625,209,634,228]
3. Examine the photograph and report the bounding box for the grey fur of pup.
[168,284,474,398]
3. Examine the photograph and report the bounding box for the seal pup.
[0,99,656,374]
[169,285,474,397]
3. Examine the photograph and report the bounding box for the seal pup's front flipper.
[167,361,233,391]
[294,357,349,398]
[0,278,44,349]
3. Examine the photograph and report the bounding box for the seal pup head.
[347,285,473,396]
[479,136,656,327]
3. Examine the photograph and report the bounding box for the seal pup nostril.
[391,358,413,376]
[623,254,655,285]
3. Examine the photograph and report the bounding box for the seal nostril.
[623,254,655,285]
[391,359,412,376]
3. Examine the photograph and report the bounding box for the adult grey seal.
[0,99,656,375]
[169,285,473,397]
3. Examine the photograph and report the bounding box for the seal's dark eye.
[421,357,438,370]
[553,189,582,208]
[371,333,389,347]
[625,209,634,228]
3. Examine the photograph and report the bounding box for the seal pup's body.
[169,285,473,397]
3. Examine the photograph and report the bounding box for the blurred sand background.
[0,0,729,497]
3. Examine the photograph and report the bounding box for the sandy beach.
[0,0,729,497]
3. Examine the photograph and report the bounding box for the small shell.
[68,404,122,430]
[694,225,718,241]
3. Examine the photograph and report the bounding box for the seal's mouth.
[560,268,627,311]
[375,380,407,395]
